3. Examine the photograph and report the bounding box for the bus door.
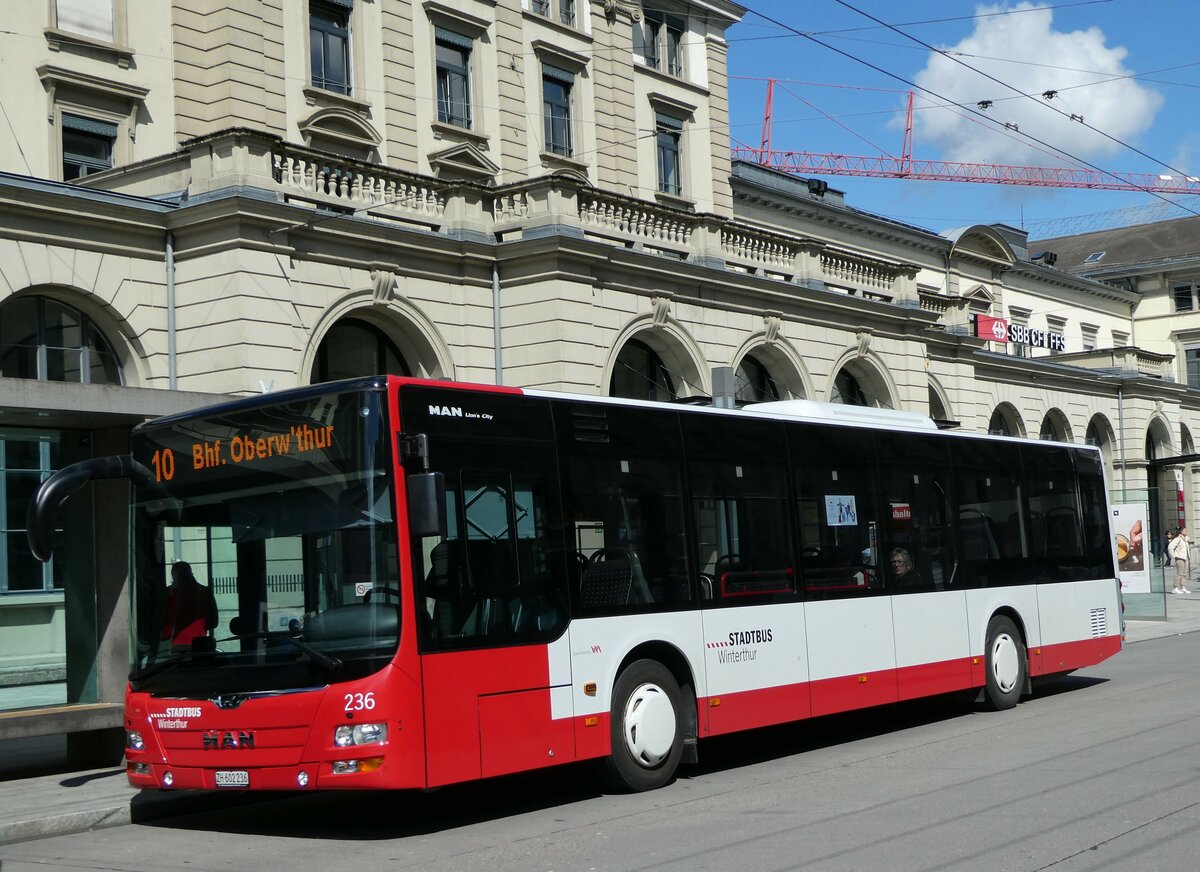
[794,425,898,716]
[877,434,970,699]
[402,392,574,787]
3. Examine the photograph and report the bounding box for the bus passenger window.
[412,450,567,650]
[951,439,1030,587]
[1074,448,1117,579]
[792,426,881,599]
[1023,445,1089,583]
[557,403,691,615]
[683,414,792,604]
[876,434,954,592]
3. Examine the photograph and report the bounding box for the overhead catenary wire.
[827,0,1199,187]
[740,2,1200,220]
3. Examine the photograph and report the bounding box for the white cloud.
[911,3,1162,165]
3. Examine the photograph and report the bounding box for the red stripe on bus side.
[1028,634,1122,677]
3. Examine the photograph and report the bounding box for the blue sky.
[723,1,1200,239]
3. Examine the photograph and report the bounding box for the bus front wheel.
[603,659,684,792]
[983,615,1026,710]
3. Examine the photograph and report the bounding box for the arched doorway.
[1039,408,1071,442]
[1146,418,1174,567]
[1084,414,1115,489]
[830,360,892,408]
[988,403,1024,437]
[734,352,782,405]
[610,337,676,402]
[310,317,411,383]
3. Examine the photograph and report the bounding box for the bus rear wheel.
[983,615,1026,710]
[603,659,684,792]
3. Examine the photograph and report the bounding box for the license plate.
[215,770,249,788]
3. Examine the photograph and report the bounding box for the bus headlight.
[333,723,387,747]
[127,730,144,751]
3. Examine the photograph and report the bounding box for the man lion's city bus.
[27,376,1122,793]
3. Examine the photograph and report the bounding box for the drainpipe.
[492,261,502,385]
[166,230,181,561]
[1118,383,1127,500]
[166,231,177,390]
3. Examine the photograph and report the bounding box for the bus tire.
[602,659,684,792]
[983,615,1026,710]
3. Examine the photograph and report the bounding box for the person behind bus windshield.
[889,547,922,587]
[162,561,218,649]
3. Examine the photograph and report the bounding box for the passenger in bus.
[888,547,923,588]
[162,561,219,649]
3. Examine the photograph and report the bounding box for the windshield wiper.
[220,631,343,672]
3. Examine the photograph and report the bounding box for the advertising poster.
[1112,503,1149,593]
[825,495,858,526]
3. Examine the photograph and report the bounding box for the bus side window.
[792,425,881,599]
[683,414,793,604]
[1073,448,1116,578]
[876,434,954,592]
[414,448,567,650]
[950,439,1030,587]
[1023,444,1090,583]
[557,403,691,615]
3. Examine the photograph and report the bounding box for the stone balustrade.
[577,189,694,253]
[77,129,927,300]
[821,247,901,294]
[272,144,447,228]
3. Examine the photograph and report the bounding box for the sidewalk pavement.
[2,593,1199,846]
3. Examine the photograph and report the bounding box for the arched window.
[610,338,676,402]
[0,296,122,384]
[735,353,781,405]
[989,409,1012,436]
[311,318,410,383]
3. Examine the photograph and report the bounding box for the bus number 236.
[344,692,376,711]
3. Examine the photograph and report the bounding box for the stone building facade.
[0,0,1193,758]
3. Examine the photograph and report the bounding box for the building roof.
[1037,215,1200,275]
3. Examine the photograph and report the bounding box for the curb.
[0,805,130,846]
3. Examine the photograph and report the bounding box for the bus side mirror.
[408,472,447,539]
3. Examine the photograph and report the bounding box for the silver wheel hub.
[990,632,1020,694]
[621,682,676,768]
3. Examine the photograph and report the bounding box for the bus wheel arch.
[983,611,1028,710]
[602,643,698,791]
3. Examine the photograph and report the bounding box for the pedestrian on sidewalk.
[1165,529,1175,568]
[1169,525,1191,594]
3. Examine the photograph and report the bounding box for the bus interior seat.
[579,553,633,608]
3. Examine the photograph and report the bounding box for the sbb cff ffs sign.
[974,314,1066,352]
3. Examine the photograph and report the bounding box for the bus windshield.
[129,384,399,697]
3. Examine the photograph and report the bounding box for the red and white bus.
[28,376,1122,793]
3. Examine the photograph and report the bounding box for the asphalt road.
[2,632,1198,872]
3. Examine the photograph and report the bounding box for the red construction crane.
[736,80,1200,195]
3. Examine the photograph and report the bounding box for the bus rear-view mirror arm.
[26,455,153,563]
